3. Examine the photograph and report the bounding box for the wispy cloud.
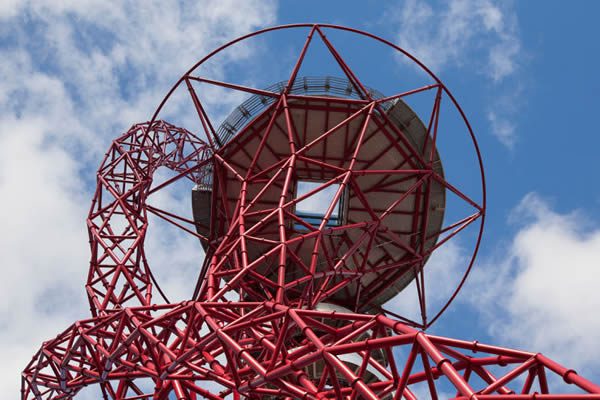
[0,1,276,395]
[388,0,524,148]
[391,0,521,82]
[487,108,517,149]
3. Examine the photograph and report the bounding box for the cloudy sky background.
[1,0,600,396]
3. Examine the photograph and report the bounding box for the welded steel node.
[21,24,600,399]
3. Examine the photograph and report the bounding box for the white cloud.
[467,193,600,377]
[389,0,523,148]
[392,0,521,82]
[296,181,341,216]
[0,1,276,396]
[487,109,516,149]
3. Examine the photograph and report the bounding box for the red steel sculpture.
[21,24,600,399]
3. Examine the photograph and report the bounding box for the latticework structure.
[21,24,600,399]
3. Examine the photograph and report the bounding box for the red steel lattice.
[21,24,600,399]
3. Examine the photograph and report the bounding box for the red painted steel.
[21,24,600,399]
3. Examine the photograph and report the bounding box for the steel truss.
[21,24,600,399]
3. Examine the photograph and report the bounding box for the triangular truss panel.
[21,24,599,400]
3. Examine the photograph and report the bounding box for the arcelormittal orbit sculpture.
[22,24,600,399]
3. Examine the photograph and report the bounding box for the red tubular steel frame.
[21,24,600,399]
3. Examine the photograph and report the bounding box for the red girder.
[22,302,600,399]
[85,121,212,316]
[21,24,599,399]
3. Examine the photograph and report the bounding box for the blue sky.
[1,0,600,397]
